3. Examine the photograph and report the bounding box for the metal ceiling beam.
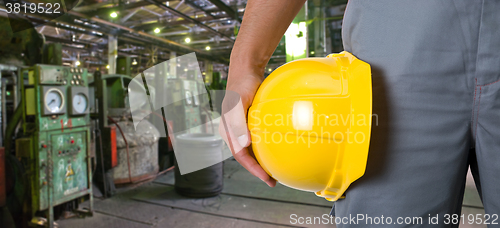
[66,11,229,63]
[207,0,241,23]
[184,0,216,18]
[1,5,229,63]
[145,0,235,43]
[68,10,198,51]
[159,23,235,36]
[133,16,218,31]
[131,11,243,31]
[44,35,106,49]
[80,1,156,17]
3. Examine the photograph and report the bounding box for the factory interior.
[0,0,487,227]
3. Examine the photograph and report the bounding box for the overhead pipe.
[3,6,228,63]
[185,0,216,19]
[175,0,185,10]
[207,0,241,23]
[120,8,141,23]
[158,23,235,36]
[145,0,235,43]
[68,10,201,52]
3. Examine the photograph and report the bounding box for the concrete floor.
[57,160,486,228]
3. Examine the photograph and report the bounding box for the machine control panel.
[49,131,88,201]
[36,65,87,86]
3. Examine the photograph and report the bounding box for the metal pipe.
[120,8,141,23]
[145,0,235,43]
[108,35,117,74]
[207,0,241,23]
[185,0,215,18]
[141,7,163,17]
[12,73,17,111]
[68,10,201,52]
[158,23,235,36]
[1,78,6,141]
[174,0,185,10]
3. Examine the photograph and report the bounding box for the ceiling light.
[132,59,138,65]
[205,46,211,51]
[185,37,191,43]
[154,28,161,34]
[110,12,118,18]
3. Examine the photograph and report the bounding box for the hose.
[107,116,133,184]
[4,105,23,154]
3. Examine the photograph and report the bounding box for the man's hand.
[219,73,277,187]
[219,0,306,187]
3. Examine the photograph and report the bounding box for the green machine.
[15,65,93,227]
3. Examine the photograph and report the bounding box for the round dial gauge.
[45,89,64,113]
[72,93,88,114]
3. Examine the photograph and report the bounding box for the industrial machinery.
[7,64,93,227]
[89,72,119,197]
[90,72,159,190]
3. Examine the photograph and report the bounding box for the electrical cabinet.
[17,64,93,227]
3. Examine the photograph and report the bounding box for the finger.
[233,146,277,187]
[247,146,277,183]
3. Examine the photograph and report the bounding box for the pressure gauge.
[72,93,88,114]
[43,87,65,115]
[69,87,89,115]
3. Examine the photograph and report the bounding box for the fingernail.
[237,134,247,147]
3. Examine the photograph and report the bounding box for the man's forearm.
[230,0,306,77]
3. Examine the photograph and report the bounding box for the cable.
[156,165,175,176]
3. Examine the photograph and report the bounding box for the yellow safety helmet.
[248,51,372,201]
